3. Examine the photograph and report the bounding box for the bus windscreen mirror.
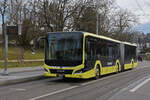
[33,36,45,50]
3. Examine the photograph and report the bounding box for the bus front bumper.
[44,70,95,79]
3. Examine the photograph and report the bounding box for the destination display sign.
[6,26,18,35]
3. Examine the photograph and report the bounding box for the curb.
[0,74,45,86]
[8,69,43,75]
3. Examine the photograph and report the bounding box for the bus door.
[97,40,110,67]
[84,37,97,71]
[107,43,118,67]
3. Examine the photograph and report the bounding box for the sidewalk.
[0,66,45,86]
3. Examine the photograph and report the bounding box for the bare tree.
[73,0,115,34]
[110,9,138,41]
[38,0,86,32]
[6,0,40,48]
[114,10,137,33]
[3,0,139,46]
[7,0,23,25]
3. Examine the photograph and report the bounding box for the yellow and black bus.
[43,32,138,79]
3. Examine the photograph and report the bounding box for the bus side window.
[113,44,119,59]
[96,41,102,59]
[85,39,91,60]
[102,41,108,57]
[108,46,113,59]
[85,38,96,60]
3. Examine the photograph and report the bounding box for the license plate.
[57,70,64,73]
[57,74,64,78]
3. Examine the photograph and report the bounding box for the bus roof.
[47,31,83,35]
[83,32,137,46]
[83,32,121,43]
[46,31,137,46]
[122,42,137,47]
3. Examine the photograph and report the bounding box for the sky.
[116,0,150,34]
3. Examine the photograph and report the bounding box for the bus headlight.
[44,68,49,72]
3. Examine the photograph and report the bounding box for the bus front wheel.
[94,65,100,80]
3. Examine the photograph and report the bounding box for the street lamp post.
[96,9,99,35]
[3,24,8,75]
[93,0,99,35]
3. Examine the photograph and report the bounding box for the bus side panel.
[84,35,120,76]
[134,61,138,68]
[124,63,132,70]
[134,47,138,68]
[124,44,137,70]
[101,66,115,75]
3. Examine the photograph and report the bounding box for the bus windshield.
[45,33,83,66]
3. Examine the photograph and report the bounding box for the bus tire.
[132,62,134,69]
[94,65,100,80]
[116,63,119,73]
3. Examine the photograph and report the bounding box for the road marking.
[30,64,150,100]
[129,77,150,92]
[82,64,150,86]
[81,79,102,86]
[82,68,139,86]
[10,88,26,91]
[137,65,150,69]
[29,86,78,100]
[81,75,119,86]
[109,74,150,100]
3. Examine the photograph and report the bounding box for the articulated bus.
[43,32,138,79]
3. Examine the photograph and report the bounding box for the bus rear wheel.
[132,62,134,69]
[94,65,100,80]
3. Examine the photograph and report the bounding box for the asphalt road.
[0,61,150,100]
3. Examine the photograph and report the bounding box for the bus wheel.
[116,64,119,73]
[94,65,100,80]
[132,62,134,69]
